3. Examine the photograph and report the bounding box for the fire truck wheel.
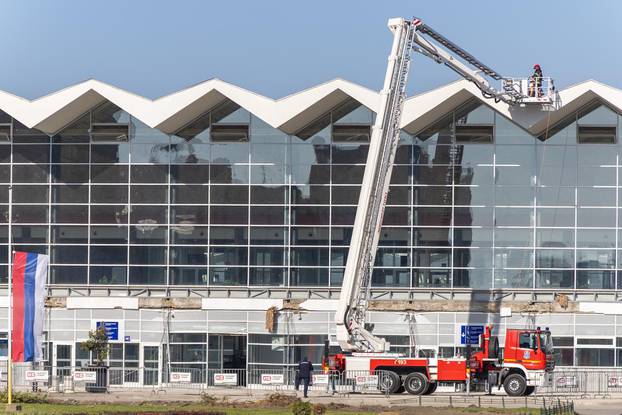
[404,372,429,395]
[423,382,437,395]
[503,373,527,396]
[524,386,535,396]
[379,371,402,394]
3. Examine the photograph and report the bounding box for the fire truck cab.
[326,326,555,396]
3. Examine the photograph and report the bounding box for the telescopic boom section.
[335,18,415,353]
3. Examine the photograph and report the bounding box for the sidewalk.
[44,388,568,410]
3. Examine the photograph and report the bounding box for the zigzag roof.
[0,78,620,136]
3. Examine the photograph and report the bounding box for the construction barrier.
[5,365,622,397]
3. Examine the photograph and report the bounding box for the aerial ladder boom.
[335,17,557,353]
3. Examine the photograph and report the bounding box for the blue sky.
[3,0,621,99]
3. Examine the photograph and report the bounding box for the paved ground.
[44,388,573,411]
[574,399,622,415]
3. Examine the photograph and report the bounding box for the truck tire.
[379,371,402,394]
[404,372,429,395]
[503,373,527,396]
[524,386,535,396]
[423,382,437,395]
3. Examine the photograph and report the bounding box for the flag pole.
[7,184,12,405]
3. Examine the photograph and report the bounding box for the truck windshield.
[539,332,554,354]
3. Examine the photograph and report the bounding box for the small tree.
[80,326,109,366]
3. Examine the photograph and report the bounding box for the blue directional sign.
[96,321,119,341]
[460,325,484,345]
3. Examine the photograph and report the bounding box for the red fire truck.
[326,325,555,396]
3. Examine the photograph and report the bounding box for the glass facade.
[3,91,622,373]
[0,99,621,290]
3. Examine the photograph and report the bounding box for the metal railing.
[6,365,622,398]
[3,366,393,394]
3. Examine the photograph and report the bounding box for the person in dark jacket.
[295,356,314,398]
[532,64,543,97]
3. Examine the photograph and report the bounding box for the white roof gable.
[0,77,620,136]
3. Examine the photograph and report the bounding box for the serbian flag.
[11,252,48,362]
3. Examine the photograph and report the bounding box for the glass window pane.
[291,207,329,225]
[494,268,533,288]
[90,246,128,264]
[13,144,50,163]
[130,226,167,244]
[171,185,207,204]
[13,165,48,183]
[52,165,88,183]
[91,185,128,203]
[171,165,209,184]
[90,226,128,244]
[412,269,450,287]
[291,248,328,266]
[90,266,127,285]
[13,185,48,203]
[13,206,47,223]
[577,270,614,289]
[209,226,247,245]
[50,266,87,284]
[52,185,88,203]
[91,165,128,183]
[170,268,207,285]
[251,186,285,204]
[293,186,330,205]
[131,185,167,204]
[577,229,615,248]
[453,269,492,289]
[210,165,248,184]
[170,226,208,245]
[130,206,167,224]
[210,206,247,225]
[171,246,207,265]
[52,144,89,163]
[52,245,88,264]
[372,268,410,287]
[210,185,248,204]
[250,206,286,225]
[536,228,573,248]
[290,268,328,286]
[52,226,88,244]
[250,227,286,245]
[536,208,574,227]
[250,247,284,266]
[209,246,248,266]
[536,250,574,268]
[130,246,166,265]
[249,268,285,286]
[536,269,574,288]
[90,205,128,224]
[209,267,247,285]
[170,206,208,225]
[91,144,129,163]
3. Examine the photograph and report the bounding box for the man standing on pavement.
[295,356,314,398]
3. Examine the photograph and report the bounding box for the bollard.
[449,395,452,407]
[418,396,421,406]
[502,396,505,408]
[478,396,481,407]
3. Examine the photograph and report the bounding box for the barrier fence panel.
[8,365,622,396]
